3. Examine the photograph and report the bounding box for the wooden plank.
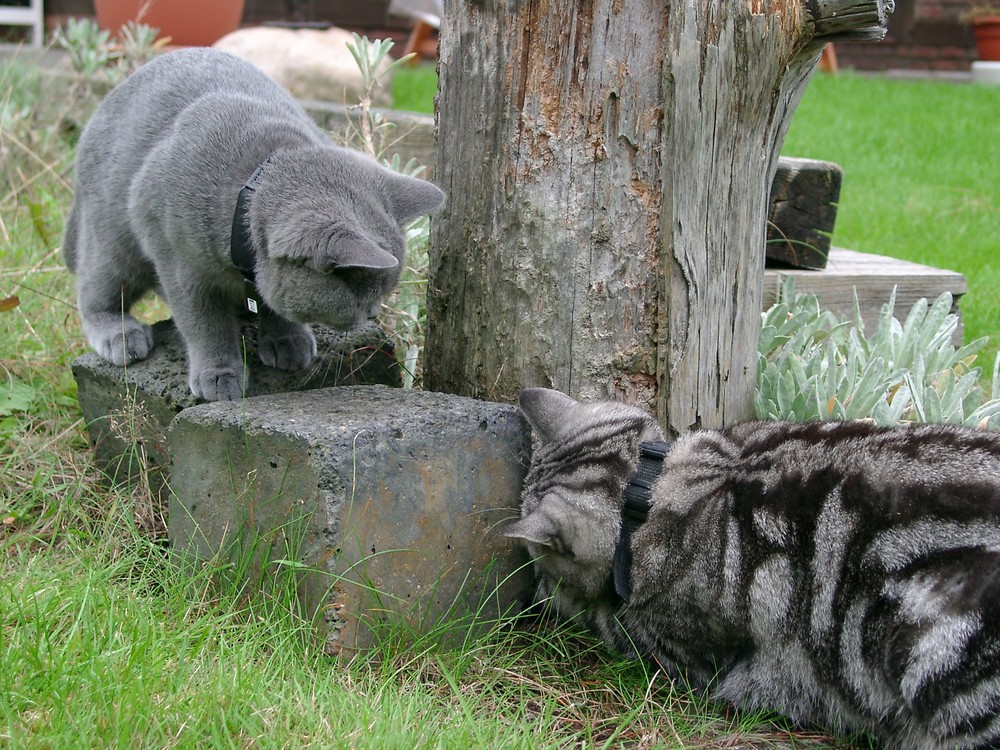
[764,247,968,343]
[767,156,842,270]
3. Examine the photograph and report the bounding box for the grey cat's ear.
[502,511,556,547]
[269,227,399,271]
[322,236,399,271]
[385,171,445,223]
[519,387,578,443]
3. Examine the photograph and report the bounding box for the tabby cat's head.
[251,146,444,329]
[505,388,663,618]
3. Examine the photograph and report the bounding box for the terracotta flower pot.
[971,17,1000,62]
[94,0,246,47]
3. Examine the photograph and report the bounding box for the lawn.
[0,53,840,750]
[781,72,999,364]
[392,62,437,114]
[1,51,993,750]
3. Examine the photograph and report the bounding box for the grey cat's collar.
[614,440,671,604]
[230,157,273,316]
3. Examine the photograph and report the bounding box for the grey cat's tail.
[62,205,78,272]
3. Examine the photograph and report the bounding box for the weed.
[339,34,432,388]
[52,17,168,93]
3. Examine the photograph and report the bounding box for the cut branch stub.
[806,0,896,42]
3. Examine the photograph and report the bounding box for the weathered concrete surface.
[72,319,400,501]
[168,385,533,653]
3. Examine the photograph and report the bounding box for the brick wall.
[834,0,978,71]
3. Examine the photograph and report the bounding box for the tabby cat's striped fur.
[506,388,1000,750]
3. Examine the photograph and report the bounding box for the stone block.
[167,385,533,653]
[72,319,400,507]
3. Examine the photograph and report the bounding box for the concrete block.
[72,319,400,504]
[167,385,533,653]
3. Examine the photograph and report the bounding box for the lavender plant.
[342,35,431,389]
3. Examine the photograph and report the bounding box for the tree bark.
[425,0,892,433]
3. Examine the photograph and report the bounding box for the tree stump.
[425,0,893,433]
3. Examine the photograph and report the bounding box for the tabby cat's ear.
[502,510,556,547]
[519,387,578,443]
[385,172,446,223]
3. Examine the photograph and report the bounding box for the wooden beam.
[767,157,843,270]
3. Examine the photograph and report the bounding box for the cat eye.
[276,256,310,268]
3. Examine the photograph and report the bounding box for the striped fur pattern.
[505,387,1000,749]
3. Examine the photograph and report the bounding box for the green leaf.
[757,282,999,428]
[0,379,39,416]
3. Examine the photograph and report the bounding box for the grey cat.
[63,48,444,401]
[506,387,1000,750]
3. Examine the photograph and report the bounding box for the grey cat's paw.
[189,366,249,402]
[258,330,317,372]
[90,319,154,365]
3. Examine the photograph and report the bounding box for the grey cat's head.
[504,388,663,618]
[250,146,444,329]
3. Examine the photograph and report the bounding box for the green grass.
[2,55,848,749]
[782,72,999,364]
[392,62,438,114]
[1,56,990,750]
[4,531,830,748]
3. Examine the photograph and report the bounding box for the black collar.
[613,440,671,604]
[230,158,272,315]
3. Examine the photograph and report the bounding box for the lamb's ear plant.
[757,278,1000,428]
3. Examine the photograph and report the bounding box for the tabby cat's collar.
[230,157,273,316]
[614,440,671,604]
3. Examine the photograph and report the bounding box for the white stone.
[213,26,394,105]
[972,61,1000,86]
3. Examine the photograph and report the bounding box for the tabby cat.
[63,48,444,401]
[506,387,1000,750]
